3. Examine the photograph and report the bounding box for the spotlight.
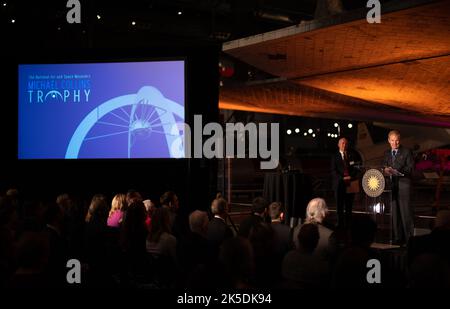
[295,128,300,133]
[334,123,339,128]
[308,129,313,134]
[287,129,292,135]
[348,123,353,129]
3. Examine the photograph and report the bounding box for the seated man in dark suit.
[239,197,269,238]
[207,195,234,248]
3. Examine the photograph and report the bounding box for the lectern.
[361,168,393,244]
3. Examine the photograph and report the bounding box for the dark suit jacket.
[238,214,264,238]
[207,217,233,246]
[331,150,359,190]
[382,145,414,179]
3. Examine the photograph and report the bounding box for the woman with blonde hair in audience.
[107,193,126,228]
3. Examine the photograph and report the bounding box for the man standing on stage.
[383,130,414,245]
[331,137,358,229]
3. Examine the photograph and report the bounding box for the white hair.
[305,198,328,223]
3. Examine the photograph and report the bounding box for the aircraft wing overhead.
[221,0,450,127]
[220,79,450,125]
[373,122,450,141]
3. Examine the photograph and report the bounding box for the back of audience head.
[126,189,143,206]
[56,193,69,206]
[6,188,19,199]
[85,194,108,223]
[269,202,283,221]
[123,201,147,229]
[211,193,228,217]
[5,188,20,209]
[251,197,268,215]
[109,193,127,217]
[160,191,178,211]
[305,198,328,224]
[143,199,155,214]
[56,193,78,218]
[297,223,320,253]
[189,210,209,236]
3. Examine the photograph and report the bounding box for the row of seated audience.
[0,187,449,288]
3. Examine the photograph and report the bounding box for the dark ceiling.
[1,0,379,48]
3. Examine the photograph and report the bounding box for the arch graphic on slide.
[65,86,184,159]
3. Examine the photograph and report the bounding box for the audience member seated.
[9,231,50,288]
[218,237,255,288]
[160,191,185,238]
[248,222,279,288]
[0,196,19,287]
[281,223,329,288]
[84,194,118,287]
[44,201,68,286]
[292,198,336,261]
[177,210,216,287]
[239,197,269,238]
[126,189,143,206]
[269,202,292,257]
[160,191,178,221]
[206,194,233,249]
[146,207,177,261]
[107,193,127,228]
[56,193,84,259]
[143,199,155,229]
[146,206,177,287]
[331,215,380,288]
